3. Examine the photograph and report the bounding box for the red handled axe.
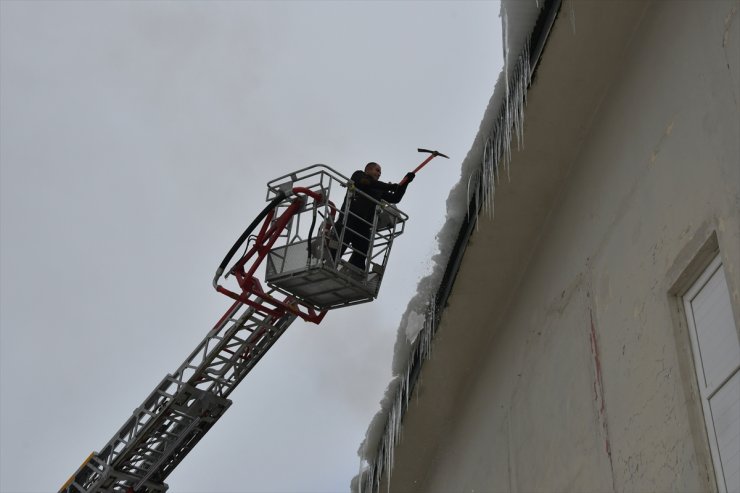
[399,148,449,186]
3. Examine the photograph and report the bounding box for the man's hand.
[404,172,415,183]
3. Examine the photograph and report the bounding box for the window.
[684,255,740,493]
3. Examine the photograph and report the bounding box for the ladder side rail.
[146,411,223,486]
[63,452,168,493]
[96,458,170,493]
[106,306,261,484]
[117,309,298,489]
[106,390,219,488]
[169,301,244,383]
[113,395,222,483]
[184,292,298,399]
[131,416,202,490]
[192,316,276,384]
[183,301,283,395]
[63,301,249,492]
[103,292,299,489]
[170,302,254,387]
[64,166,391,492]
[109,406,201,487]
[90,301,244,468]
[95,376,181,467]
[196,321,277,394]
[216,311,297,399]
[148,311,298,487]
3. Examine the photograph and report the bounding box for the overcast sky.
[0,1,502,491]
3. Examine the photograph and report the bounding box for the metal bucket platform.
[266,239,381,310]
[262,165,407,311]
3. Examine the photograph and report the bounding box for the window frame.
[683,254,740,493]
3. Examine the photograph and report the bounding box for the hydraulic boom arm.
[61,165,408,492]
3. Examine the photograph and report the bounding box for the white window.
[684,255,740,493]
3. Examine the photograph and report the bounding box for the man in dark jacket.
[336,162,414,271]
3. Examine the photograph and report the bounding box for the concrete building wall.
[420,2,739,492]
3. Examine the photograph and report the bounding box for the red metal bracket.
[215,188,331,324]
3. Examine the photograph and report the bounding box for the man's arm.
[351,170,395,193]
[381,172,415,204]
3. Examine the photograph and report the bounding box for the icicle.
[569,0,577,34]
[505,105,512,182]
[388,432,393,490]
[466,173,472,209]
[474,174,481,231]
[502,2,510,103]
[405,362,410,411]
[494,120,501,183]
[466,173,474,222]
[360,10,537,490]
[428,297,436,351]
[482,163,488,219]
[519,41,531,146]
[395,392,402,443]
[486,155,495,219]
[486,167,496,220]
[358,446,368,493]
[427,310,433,357]
[481,138,490,220]
[387,427,392,486]
[421,319,427,360]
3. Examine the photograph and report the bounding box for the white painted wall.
[391,1,740,492]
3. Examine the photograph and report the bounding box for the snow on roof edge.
[351,1,557,491]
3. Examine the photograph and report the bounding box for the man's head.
[364,162,382,181]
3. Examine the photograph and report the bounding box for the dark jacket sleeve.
[350,170,367,185]
[381,182,408,204]
[349,170,408,204]
[351,170,395,194]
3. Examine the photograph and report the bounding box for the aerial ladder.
[60,149,449,492]
[59,163,419,493]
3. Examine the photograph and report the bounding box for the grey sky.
[0,1,502,491]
